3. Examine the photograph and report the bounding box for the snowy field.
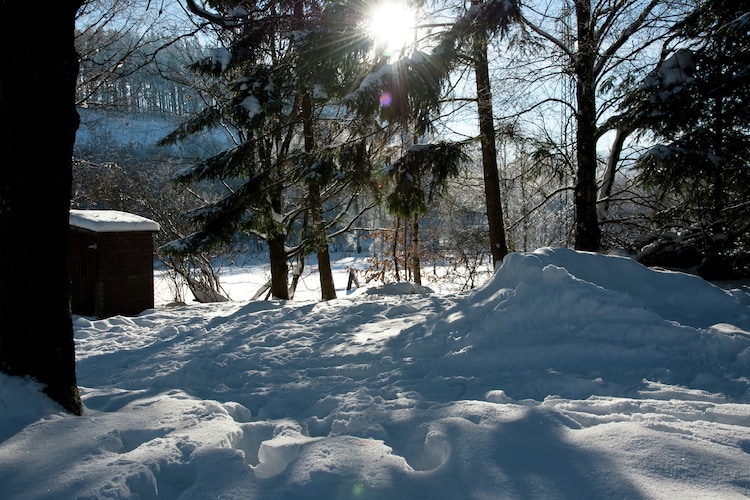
[2,247,750,499]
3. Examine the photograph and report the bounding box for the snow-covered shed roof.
[69,209,160,233]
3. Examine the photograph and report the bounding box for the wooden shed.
[69,209,160,318]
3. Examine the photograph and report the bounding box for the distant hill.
[75,107,231,161]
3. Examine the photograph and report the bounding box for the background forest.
[71,0,750,303]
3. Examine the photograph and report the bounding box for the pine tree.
[622,1,750,277]
[161,0,380,300]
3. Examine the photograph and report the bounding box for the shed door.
[70,232,98,316]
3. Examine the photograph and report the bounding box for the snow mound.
[2,248,750,499]
[390,248,750,401]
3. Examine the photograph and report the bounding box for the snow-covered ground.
[2,247,750,499]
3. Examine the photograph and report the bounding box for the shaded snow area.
[2,248,750,499]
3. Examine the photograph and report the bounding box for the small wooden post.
[347,268,360,291]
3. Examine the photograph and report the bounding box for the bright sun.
[368,2,415,56]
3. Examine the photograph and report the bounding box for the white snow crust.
[69,209,160,233]
[1,248,749,499]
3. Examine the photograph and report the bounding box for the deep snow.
[1,247,750,499]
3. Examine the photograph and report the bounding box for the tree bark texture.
[573,0,602,251]
[474,28,509,267]
[411,214,422,286]
[301,91,336,300]
[0,0,84,414]
[309,179,336,300]
[597,128,628,221]
[268,233,290,299]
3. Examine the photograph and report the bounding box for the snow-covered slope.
[1,248,749,499]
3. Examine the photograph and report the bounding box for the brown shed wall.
[96,232,155,318]
[69,228,156,318]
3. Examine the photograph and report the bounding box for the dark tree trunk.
[311,184,337,301]
[268,233,290,300]
[412,214,422,286]
[597,128,628,221]
[711,96,724,230]
[289,253,305,299]
[573,0,602,251]
[0,0,84,414]
[474,27,509,268]
[301,91,336,301]
[393,218,401,281]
